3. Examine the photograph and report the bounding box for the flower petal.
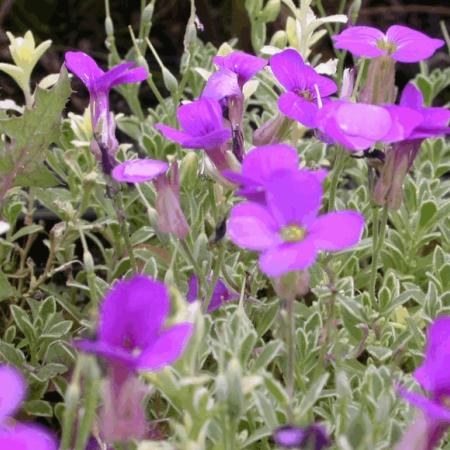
[202,69,242,101]
[270,49,307,91]
[0,365,26,421]
[265,170,323,227]
[387,25,444,63]
[399,388,450,422]
[228,202,281,251]
[382,105,423,143]
[278,92,320,128]
[332,26,386,58]
[0,424,57,450]
[241,144,299,184]
[259,239,318,277]
[99,276,170,349]
[108,66,148,87]
[177,98,224,136]
[112,159,169,183]
[213,51,267,83]
[74,340,136,367]
[400,83,424,109]
[309,211,365,251]
[155,123,194,146]
[64,51,104,90]
[137,323,193,370]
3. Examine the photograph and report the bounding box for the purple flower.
[187,275,238,312]
[270,49,337,128]
[373,84,449,209]
[65,52,148,163]
[202,51,266,162]
[333,25,444,62]
[399,317,450,448]
[227,170,365,277]
[0,365,57,450]
[397,83,450,140]
[77,275,193,372]
[111,159,169,183]
[213,51,267,86]
[316,100,422,151]
[273,424,331,449]
[223,144,327,203]
[153,163,190,239]
[156,98,233,171]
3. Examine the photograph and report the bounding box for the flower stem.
[178,238,207,298]
[115,190,138,274]
[286,295,296,421]
[327,146,347,212]
[369,204,389,305]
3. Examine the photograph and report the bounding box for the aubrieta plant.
[0,0,449,449]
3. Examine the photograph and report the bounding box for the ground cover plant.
[0,0,449,449]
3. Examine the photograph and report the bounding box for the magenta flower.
[156,98,233,171]
[397,83,450,140]
[223,144,327,203]
[270,49,337,128]
[333,25,444,62]
[0,365,57,450]
[374,84,449,209]
[112,158,169,183]
[316,100,422,151]
[399,317,450,448]
[213,51,267,86]
[187,275,238,312]
[65,52,148,166]
[227,170,365,277]
[77,275,193,371]
[273,424,331,449]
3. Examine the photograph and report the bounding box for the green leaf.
[0,67,71,192]
[0,272,15,301]
[23,399,53,417]
[10,305,36,344]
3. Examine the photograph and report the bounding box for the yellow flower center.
[281,225,306,242]
[295,89,314,102]
[376,39,397,55]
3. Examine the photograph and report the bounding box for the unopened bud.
[105,17,114,37]
[83,251,95,274]
[142,3,155,23]
[273,271,310,300]
[162,66,178,93]
[184,22,197,52]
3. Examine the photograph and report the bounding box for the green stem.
[369,205,389,305]
[327,146,347,212]
[115,191,138,274]
[60,362,81,450]
[286,295,296,422]
[78,228,99,305]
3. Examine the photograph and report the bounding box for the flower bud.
[184,22,197,52]
[142,2,155,24]
[83,251,95,274]
[105,17,114,37]
[162,66,178,93]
